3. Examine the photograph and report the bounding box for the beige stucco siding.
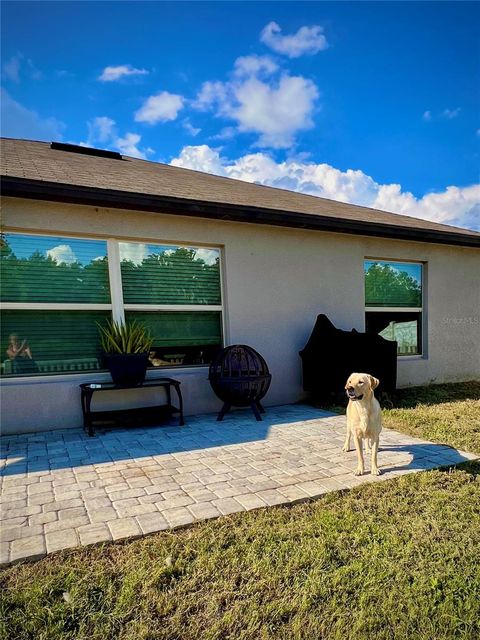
[1,197,479,434]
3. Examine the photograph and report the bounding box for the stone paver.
[1,404,477,566]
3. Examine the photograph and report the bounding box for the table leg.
[173,382,185,426]
[83,389,95,437]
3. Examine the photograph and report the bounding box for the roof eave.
[2,176,479,248]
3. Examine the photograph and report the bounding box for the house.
[1,138,479,435]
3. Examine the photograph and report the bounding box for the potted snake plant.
[97,318,154,385]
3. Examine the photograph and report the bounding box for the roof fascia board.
[2,176,479,248]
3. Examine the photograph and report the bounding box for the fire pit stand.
[209,344,272,421]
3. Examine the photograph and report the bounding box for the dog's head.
[345,372,380,401]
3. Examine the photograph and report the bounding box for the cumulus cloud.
[46,244,77,264]
[194,248,219,265]
[260,21,328,58]
[98,64,149,82]
[170,145,480,232]
[0,88,65,141]
[119,242,150,265]
[135,91,184,124]
[233,55,278,77]
[115,133,151,158]
[81,116,152,159]
[193,55,319,148]
[182,119,201,136]
[422,110,432,122]
[86,116,115,143]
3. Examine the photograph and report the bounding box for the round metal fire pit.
[209,344,272,421]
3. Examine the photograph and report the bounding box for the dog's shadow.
[378,442,474,474]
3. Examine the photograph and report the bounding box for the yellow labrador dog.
[342,373,382,476]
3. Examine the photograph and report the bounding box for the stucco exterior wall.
[1,197,479,434]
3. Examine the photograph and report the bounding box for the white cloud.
[170,145,480,232]
[98,65,149,82]
[2,54,22,82]
[115,133,150,159]
[2,53,42,82]
[260,21,328,58]
[210,126,236,141]
[81,116,152,159]
[233,55,278,77]
[194,248,219,265]
[119,242,150,265]
[422,110,432,122]
[232,74,319,148]
[442,107,461,120]
[170,144,226,174]
[183,119,201,136]
[87,116,115,143]
[0,88,65,141]
[46,244,77,265]
[193,56,319,149]
[193,80,229,111]
[135,91,184,124]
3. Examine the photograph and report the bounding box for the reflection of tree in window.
[365,263,421,307]
[120,247,220,305]
[0,237,110,303]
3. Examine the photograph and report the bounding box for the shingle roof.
[1,137,479,247]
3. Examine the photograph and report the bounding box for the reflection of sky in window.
[364,260,422,284]
[5,234,107,266]
[119,242,219,266]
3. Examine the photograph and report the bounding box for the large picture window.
[119,242,222,366]
[364,260,424,356]
[1,233,223,377]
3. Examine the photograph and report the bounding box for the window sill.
[0,365,210,385]
[397,355,427,361]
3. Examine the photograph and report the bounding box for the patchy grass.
[323,381,480,455]
[1,381,479,640]
[1,465,479,640]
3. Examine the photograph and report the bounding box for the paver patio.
[1,404,477,567]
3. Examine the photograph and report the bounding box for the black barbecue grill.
[209,345,272,421]
[300,314,397,402]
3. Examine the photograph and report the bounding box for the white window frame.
[364,258,425,358]
[2,231,225,375]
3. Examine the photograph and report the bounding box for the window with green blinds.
[1,233,223,376]
[126,310,222,366]
[364,261,422,308]
[1,233,110,377]
[125,311,222,347]
[1,234,110,303]
[364,260,424,356]
[120,243,221,305]
[1,310,108,375]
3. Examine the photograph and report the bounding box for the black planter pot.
[104,353,149,386]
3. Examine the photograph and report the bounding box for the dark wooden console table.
[80,378,184,437]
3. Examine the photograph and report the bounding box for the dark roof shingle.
[1,138,479,247]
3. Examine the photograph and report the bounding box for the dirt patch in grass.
[1,464,480,640]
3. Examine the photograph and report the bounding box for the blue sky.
[2,1,479,230]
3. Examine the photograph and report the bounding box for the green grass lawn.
[1,382,479,640]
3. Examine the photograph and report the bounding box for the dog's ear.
[369,375,380,389]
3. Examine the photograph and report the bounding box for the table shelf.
[80,378,184,436]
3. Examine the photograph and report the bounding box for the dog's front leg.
[342,423,351,452]
[353,432,364,476]
[370,436,380,475]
